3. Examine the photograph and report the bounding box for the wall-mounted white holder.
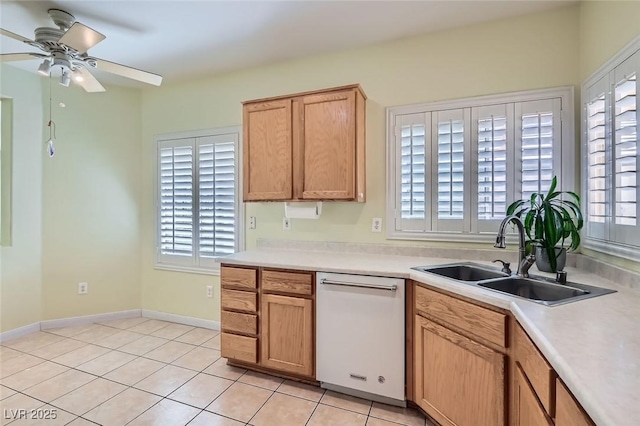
[284,202,323,219]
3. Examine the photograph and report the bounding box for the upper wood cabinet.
[243,100,293,201]
[243,84,366,202]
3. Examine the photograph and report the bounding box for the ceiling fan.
[0,8,162,92]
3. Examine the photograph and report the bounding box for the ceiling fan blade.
[0,28,34,44]
[75,67,105,93]
[58,22,105,53]
[0,53,48,62]
[93,58,163,86]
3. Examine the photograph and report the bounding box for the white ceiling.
[1,0,575,89]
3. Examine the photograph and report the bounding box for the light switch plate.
[283,217,291,231]
[249,216,256,229]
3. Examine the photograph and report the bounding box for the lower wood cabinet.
[555,379,595,426]
[414,314,506,426]
[221,332,257,364]
[260,293,314,376]
[514,365,554,426]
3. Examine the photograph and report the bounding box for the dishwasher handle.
[320,278,397,292]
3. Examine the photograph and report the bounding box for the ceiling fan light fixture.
[60,70,71,87]
[73,71,84,82]
[37,59,52,76]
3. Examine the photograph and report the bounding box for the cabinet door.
[514,365,554,426]
[261,294,313,377]
[414,315,505,426]
[243,100,292,201]
[556,379,595,426]
[297,90,356,200]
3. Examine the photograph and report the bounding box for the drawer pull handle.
[350,373,367,381]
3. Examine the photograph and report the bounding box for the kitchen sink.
[476,276,615,306]
[412,263,508,281]
[412,262,616,306]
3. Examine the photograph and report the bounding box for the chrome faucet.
[494,215,536,278]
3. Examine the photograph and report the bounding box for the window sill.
[581,238,640,263]
[153,263,221,276]
[387,230,509,244]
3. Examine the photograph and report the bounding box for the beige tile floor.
[0,318,431,426]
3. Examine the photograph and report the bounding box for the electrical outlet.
[372,217,383,233]
[206,285,213,298]
[78,282,88,295]
[249,216,256,229]
[283,217,291,231]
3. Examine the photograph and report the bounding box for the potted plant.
[506,176,583,273]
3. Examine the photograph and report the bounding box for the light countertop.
[221,248,640,426]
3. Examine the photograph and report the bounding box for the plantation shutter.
[472,104,514,233]
[585,76,609,241]
[395,112,431,232]
[432,108,470,232]
[158,139,195,267]
[515,98,562,202]
[612,51,640,245]
[156,127,241,271]
[198,135,238,267]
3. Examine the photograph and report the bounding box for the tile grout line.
[4,321,426,426]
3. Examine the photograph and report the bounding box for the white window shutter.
[432,108,470,233]
[472,104,514,233]
[611,50,640,245]
[156,127,242,272]
[585,76,610,241]
[515,98,562,202]
[395,112,430,232]
[197,135,238,267]
[157,139,196,267]
[387,87,573,242]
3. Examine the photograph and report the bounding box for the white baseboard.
[141,309,220,331]
[1,309,218,341]
[40,309,142,330]
[0,322,41,343]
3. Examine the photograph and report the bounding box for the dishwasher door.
[316,272,405,403]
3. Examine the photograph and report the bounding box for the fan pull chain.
[46,73,55,157]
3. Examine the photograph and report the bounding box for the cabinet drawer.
[222,311,258,335]
[221,333,257,364]
[221,289,258,312]
[262,270,313,295]
[221,266,257,289]
[515,324,556,416]
[415,284,506,348]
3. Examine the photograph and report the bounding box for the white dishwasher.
[316,272,405,406]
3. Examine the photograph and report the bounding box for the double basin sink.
[412,263,615,306]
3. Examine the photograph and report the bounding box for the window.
[387,87,573,242]
[582,38,640,260]
[155,127,242,273]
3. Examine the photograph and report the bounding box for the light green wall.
[579,0,640,80]
[41,83,142,320]
[140,5,580,320]
[0,65,142,332]
[0,65,44,332]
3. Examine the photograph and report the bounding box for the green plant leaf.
[566,191,581,204]
[546,176,558,199]
[507,200,525,216]
[524,209,536,239]
[535,215,544,240]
